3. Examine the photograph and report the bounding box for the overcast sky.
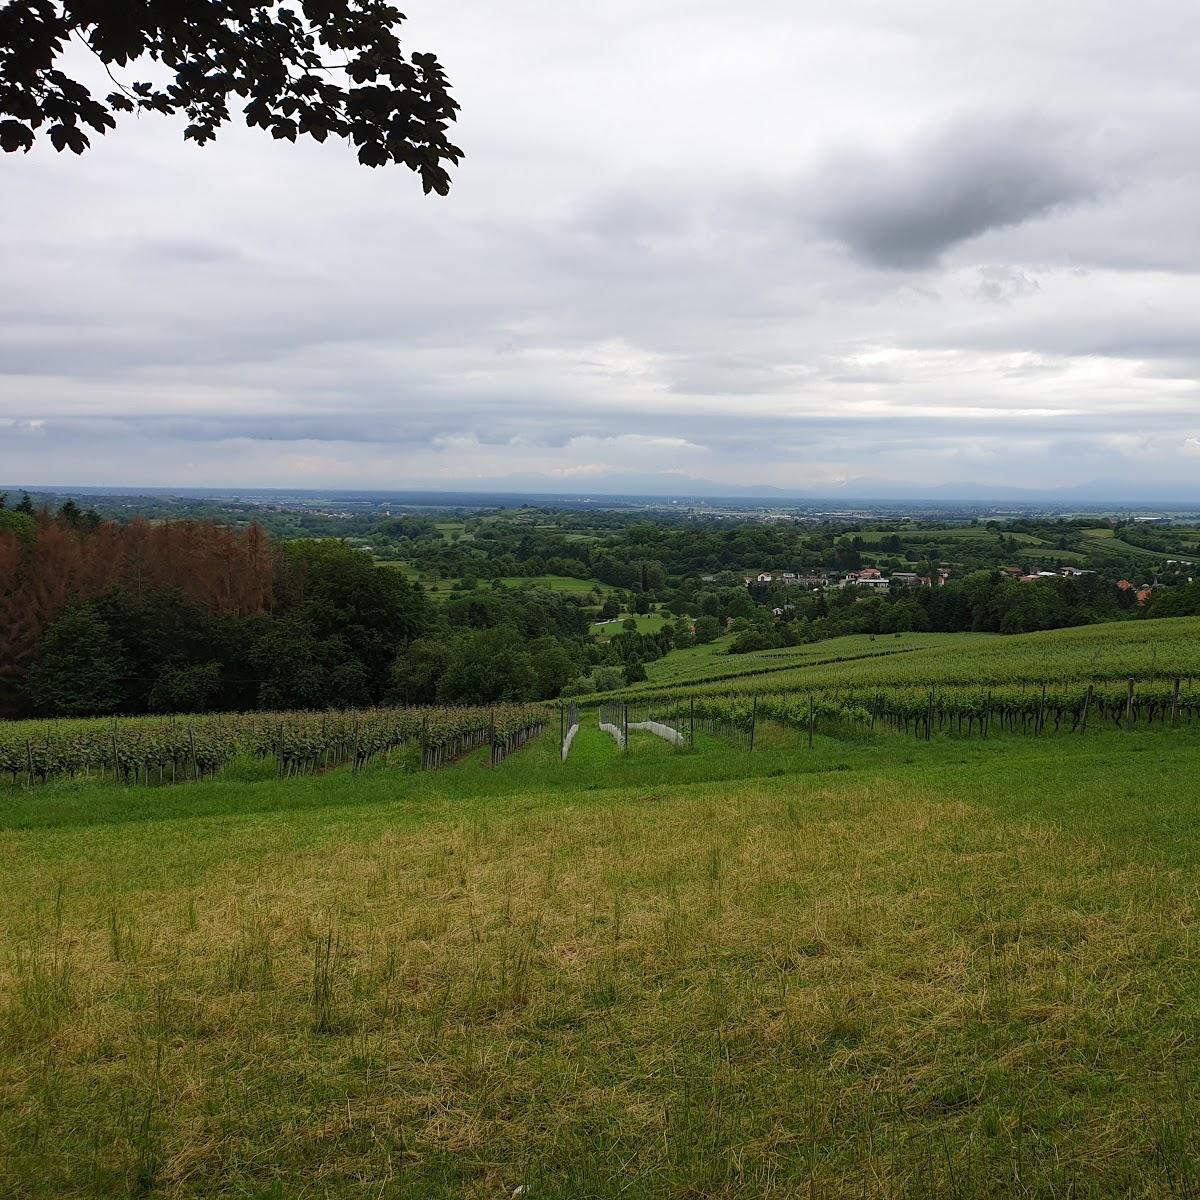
[4,0,1200,495]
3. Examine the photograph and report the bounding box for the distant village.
[740,566,1160,605]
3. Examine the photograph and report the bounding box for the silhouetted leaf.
[0,119,33,153]
[0,0,460,189]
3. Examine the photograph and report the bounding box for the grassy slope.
[612,617,1200,696]
[3,720,1200,1197]
[632,632,986,689]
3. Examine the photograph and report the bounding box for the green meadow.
[591,612,674,636]
[375,567,611,603]
[3,712,1200,1197]
[630,631,985,690]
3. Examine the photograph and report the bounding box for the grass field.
[376,567,610,602]
[632,632,984,689]
[850,529,1048,546]
[611,617,1200,696]
[3,717,1200,1197]
[500,575,609,596]
[591,612,674,635]
[1014,547,1089,566]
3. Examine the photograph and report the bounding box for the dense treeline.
[733,570,1138,652]
[0,510,273,714]
[382,514,1174,586]
[0,511,596,718]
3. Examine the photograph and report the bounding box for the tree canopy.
[0,1,461,192]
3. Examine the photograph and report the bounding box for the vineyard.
[0,703,550,788]
[583,678,1200,752]
[618,631,982,692]
[7,619,1198,787]
[602,616,1200,699]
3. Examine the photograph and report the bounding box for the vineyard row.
[594,677,1200,749]
[0,704,551,788]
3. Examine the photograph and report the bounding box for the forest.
[0,504,600,717]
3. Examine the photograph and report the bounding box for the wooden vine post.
[1171,677,1181,728]
[1080,684,1093,733]
[807,694,814,750]
[749,696,758,752]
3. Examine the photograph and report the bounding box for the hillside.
[607,617,1200,697]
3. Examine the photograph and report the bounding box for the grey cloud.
[135,237,246,264]
[810,115,1101,268]
[972,266,1042,304]
[3,1,1200,493]
[21,396,1191,456]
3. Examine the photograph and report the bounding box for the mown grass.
[2,722,1200,1197]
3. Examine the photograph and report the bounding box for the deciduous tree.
[1,1,462,193]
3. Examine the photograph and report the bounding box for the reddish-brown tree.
[0,515,276,711]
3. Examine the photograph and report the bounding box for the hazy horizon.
[6,475,1200,507]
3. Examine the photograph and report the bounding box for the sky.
[4,0,1200,497]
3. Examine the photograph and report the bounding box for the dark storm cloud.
[810,115,1101,268]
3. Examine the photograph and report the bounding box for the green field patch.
[1105,539,1169,560]
[622,632,986,691]
[851,529,1047,546]
[1015,547,1088,565]
[499,575,610,595]
[374,568,609,601]
[591,612,673,635]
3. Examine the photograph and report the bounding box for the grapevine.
[0,704,550,789]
